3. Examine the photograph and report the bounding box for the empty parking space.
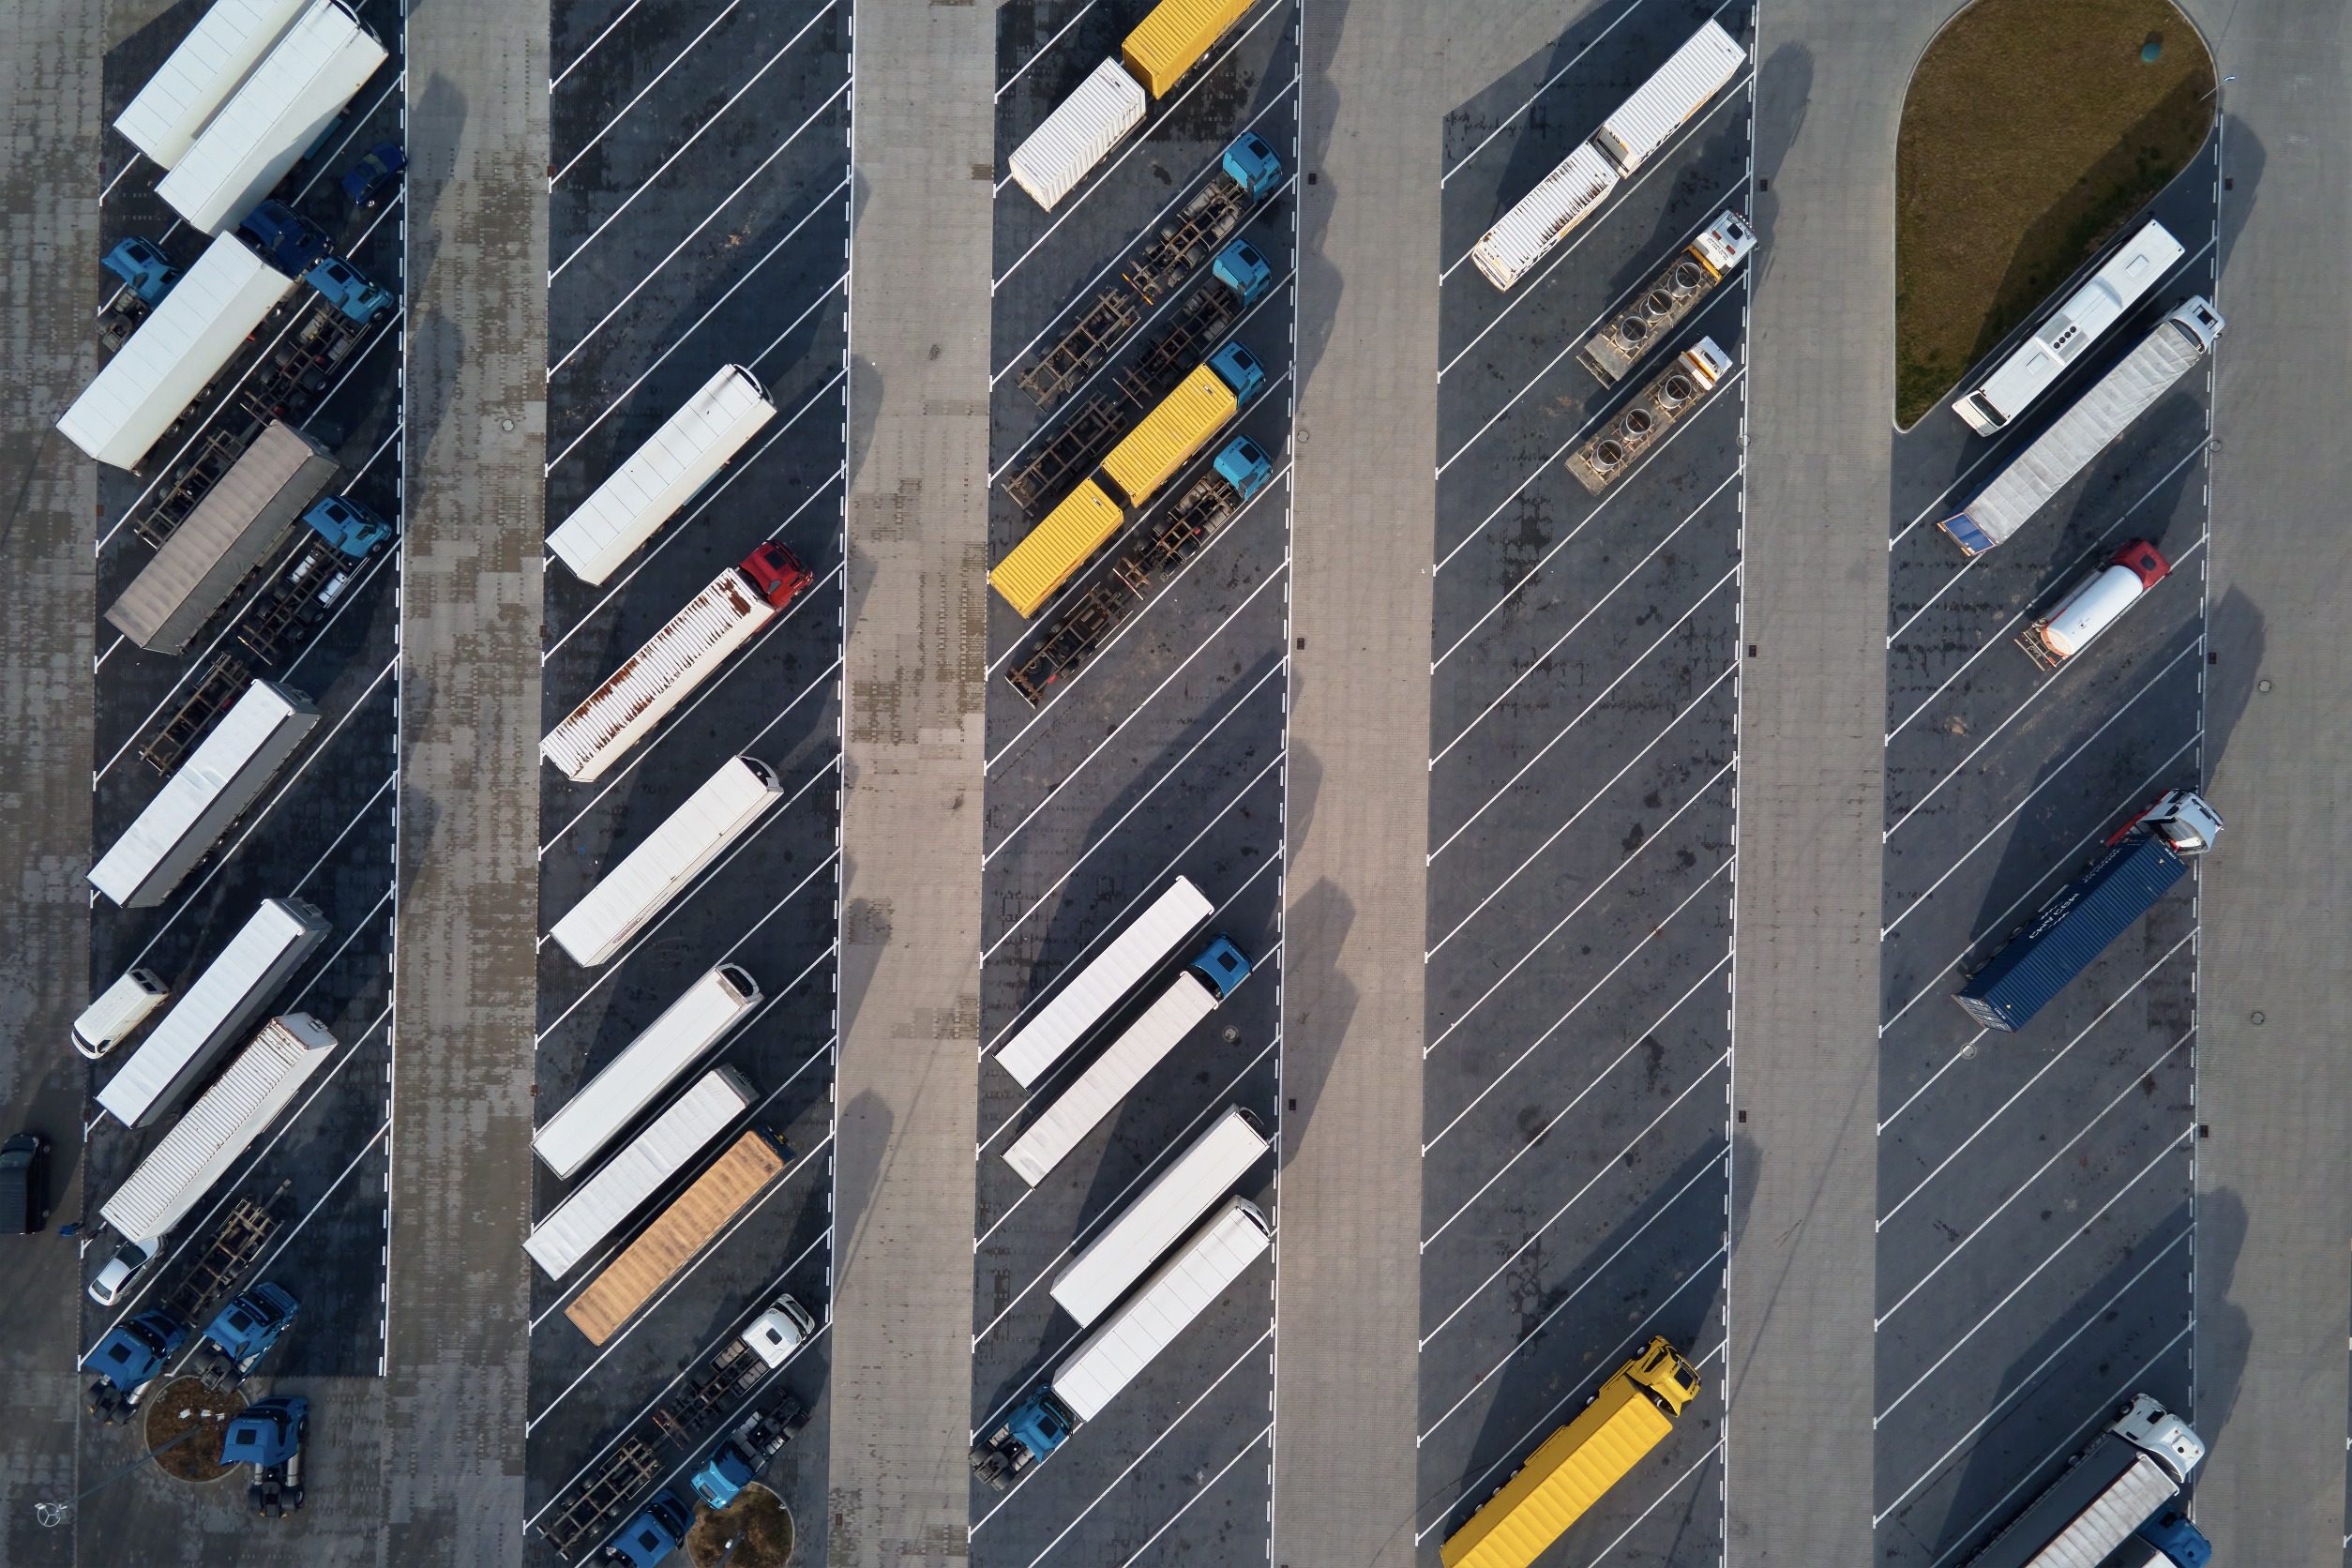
[1870,138,2220,1568]
[529,0,849,1559]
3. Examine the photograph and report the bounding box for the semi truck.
[73,967,173,1061]
[155,0,389,234]
[2118,1509,2212,1568]
[191,1281,299,1389]
[222,1395,308,1516]
[1955,219,2184,436]
[525,1069,757,1280]
[549,756,786,968]
[1051,1105,1269,1325]
[97,237,185,353]
[232,493,397,664]
[2017,540,2171,671]
[535,966,762,1178]
[992,339,1265,618]
[93,1013,339,1305]
[1567,338,1735,493]
[1964,1395,2204,1568]
[1003,936,1251,1186]
[113,0,313,170]
[1472,20,1746,289]
[1005,435,1274,704]
[972,1197,1272,1488]
[1939,297,2224,556]
[82,1310,190,1423]
[994,876,1214,1088]
[1956,790,2222,1033]
[57,230,303,471]
[565,1128,790,1345]
[605,1488,691,1567]
[1441,1336,1702,1568]
[689,1397,804,1510]
[542,543,812,783]
[547,364,777,585]
[105,419,340,653]
[1007,0,1258,211]
[1576,210,1755,384]
[89,680,320,911]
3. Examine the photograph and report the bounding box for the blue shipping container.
[1955,835,2187,1032]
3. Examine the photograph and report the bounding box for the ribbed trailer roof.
[548,757,783,967]
[524,1069,753,1279]
[547,365,776,584]
[995,877,1212,1089]
[1004,972,1217,1186]
[1050,1198,1269,1421]
[541,566,775,782]
[113,0,312,168]
[1050,1106,1267,1325]
[533,965,761,1178]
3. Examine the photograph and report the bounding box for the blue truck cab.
[304,255,396,324]
[971,1384,1078,1490]
[303,495,396,558]
[221,1395,308,1516]
[196,1282,298,1390]
[1221,132,1282,201]
[1207,340,1266,407]
[1187,937,1251,1001]
[83,1309,189,1422]
[102,237,180,304]
[689,1440,759,1510]
[2133,1508,2211,1568]
[1211,437,1274,504]
[237,201,332,277]
[606,1488,691,1566]
[1211,239,1273,306]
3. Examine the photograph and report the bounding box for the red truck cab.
[739,542,812,610]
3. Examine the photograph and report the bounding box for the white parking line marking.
[1573,1435,1724,1560]
[1875,1127,2189,1427]
[1431,566,1738,858]
[1431,660,1733,953]
[99,155,141,204]
[996,0,1100,102]
[550,0,648,89]
[1108,1421,1270,1568]
[552,0,751,182]
[292,773,395,894]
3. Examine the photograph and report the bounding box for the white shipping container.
[155,0,388,234]
[99,1013,337,1245]
[1051,1198,1271,1422]
[542,568,777,783]
[1004,972,1219,1186]
[547,366,776,584]
[98,898,329,1127]
[90,681,319,910]
[1470,143,1621,291]
[1051,1107,1268,1326]
[549,758,784,968]
[524,1068,753,1279]
[996,877,1213,1089]
[73,969,173,1062]
[1009,57,1149,212]
[534,965,762,1178]
[56,233,301,470]
[1592,19,1746,175]
[114,0,313,169]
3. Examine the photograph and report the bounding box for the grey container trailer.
[1965,1395,2203,1568]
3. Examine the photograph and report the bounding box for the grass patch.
[687,1484,794,1568]
[143,1378,246,1485]
[1895,0,2214,427]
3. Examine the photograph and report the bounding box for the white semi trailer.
[1049,1106,1268,1326]
[523,1068,755,1280]
[533,964,762,1179]
[113,0,312,170]
[548,757,784,967]
[546,365,776,585]
[994,876,1214,1090]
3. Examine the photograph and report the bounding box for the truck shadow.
[1744,40,1811,294]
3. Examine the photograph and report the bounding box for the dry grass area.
[143,1379,246,1484]
[686,1484,794,1567]
[1895,0,2214,426]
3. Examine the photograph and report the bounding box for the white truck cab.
[741,1293,816,1367]
[2133,790,2224,858]
[2110,1393,2206,1485]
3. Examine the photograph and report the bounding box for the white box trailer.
[534,964,762,1178]
[1955,219,2185,435]
[1051,1106,1268,1326]
[523,1067,753,1279]
[1470,143,1621,291]
[1592,19,1746,175]
[113,0,312,169]
[98,898,329,1127]
[1051,1197,1271,1422]
[155,0,389,234]
[995,876,1214,1089]
[99,1013,338,1247]
[547,365,777,585]
[1009,56,1149,212]
[1940,298,2223,555]
[1003,939,1249,1186]
[56,232,300,471]
[549,757,785,968]
[90,682,319,910]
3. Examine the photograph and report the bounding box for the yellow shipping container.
[990,480,1126,619]
[1440,1337,1700,1568]
[1102,363,1237,507]
[1122,0,1257,97]
[565,1131,787,1345]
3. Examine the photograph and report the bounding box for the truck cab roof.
[1220,132,1282,197]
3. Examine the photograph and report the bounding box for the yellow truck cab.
[1441,1336,1700,1568]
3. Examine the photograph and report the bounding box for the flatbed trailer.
[159,1190,285,1324]
[653,1339,773,1450]
[539,1436,666,1556]
[1004,389,1138,515]
[140,654,258,775]
[1019,290,1145,410]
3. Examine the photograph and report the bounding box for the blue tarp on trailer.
[1955,835,2187,1032]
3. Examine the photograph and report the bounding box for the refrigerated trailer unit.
[1954,219,2185,435]
[90,682,319,910]
[524,1069,755,1280]
[56,233,302,471]
[105,420,339,654]
[155,0,389,234]
[98,898,329,1127]
[98,1014,339,1250]
[113,0,313,169]
[546,365,777,584]
[564,1128,789,1344]
[994,877,1214,1089]
[533,965,762,1179]
[1050,1106,1268,1326]
[548,757,785,968]
[1003,937,1251,1186]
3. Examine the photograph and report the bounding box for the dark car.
[0,1134,49,1235]
[339,143,406,211]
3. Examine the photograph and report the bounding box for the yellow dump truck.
[1123,0,1257,98]
[564,1129,788,1345]
[1440,1336,1701,1568]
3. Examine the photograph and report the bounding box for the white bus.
[1952,219,2183,435]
